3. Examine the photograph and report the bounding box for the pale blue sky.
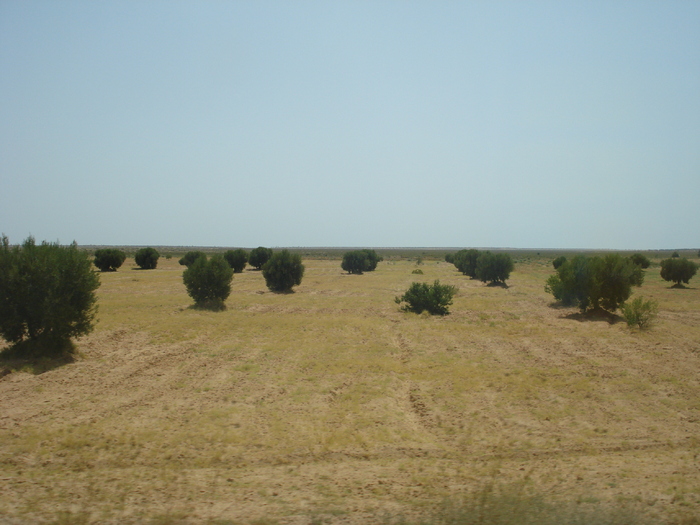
[1,1,698,249]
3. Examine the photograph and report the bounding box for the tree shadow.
[563,309,623,325]
[188,300,227,312]
[0,339,77,376]
[670,283,693,289]
[486,282,509,289]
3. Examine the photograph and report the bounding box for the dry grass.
[1,254,699,523]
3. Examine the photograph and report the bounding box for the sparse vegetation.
[262,249,304,292]
[178,250,206,267]
[182,255,233,309]
[395,279,456,315]
[622,297,658,329]
[660,257,698,287]
[223,248,248,273]
[249,246,273,270]
[0,236,100,353]
[476,251,514,286]
[134,247,160,269]
[546,254,643,312]
[93,248,126,272]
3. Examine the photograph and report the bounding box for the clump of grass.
[622,297,658,330]
[386,482,653,525]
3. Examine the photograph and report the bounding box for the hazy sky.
[1,2,698,249]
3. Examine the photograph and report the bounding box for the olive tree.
[179,251,206,267]
[135,247,160,269]
[249,247,273,270]
[182,255,233,310]
[660,257,698,287]
[475,251,514,285]
[262,250,304,292]
[341,250,368,274]
[395,280,457,316]
[94,248,126,272]
[452,249,480,278]
[545,254,643,313]
[0,236,100,353]
[223,249,248,273]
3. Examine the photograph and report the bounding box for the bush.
[672,251,680,258]
[341,250,367,274]
[182,255,233,309]
[622,297,658,329]
[223,249,248,273]
[0,236,100,351]
[445,253,455,264]
[475,251,514,285]
[552,256,567,269]
[262,250,304,292]
[412,269,424,274]
[249,247,273,270]
[660,257,698,286]
[545,254,643,312]
[134,247,160,269]
[395,280,457,315]
[453,249,480,278]
[93,248,126,272]
[629,253,650,269]
[178,251,206,267]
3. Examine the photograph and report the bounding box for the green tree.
[178,251,206,267]
[552,256,567,269]
[249,247,273,270]
[672,251,680,258]
[0,236,100,352]
[545,254,643,313]
[444,253,455,264]
[629,253,651,269]
[93,248,126,272]
[453,249,481,278]
[134,247,160,270]
[262,250,304,292]
[182,255,233,309]
[361,249,382,271]
[223,249,248,273]
[475,251,514,285]
[660,257,698,286]
[341,250,368,274]
[395,280,457,316]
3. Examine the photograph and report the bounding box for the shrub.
[223,249,248,273]
[445,253,455,264]
[0,236,100,352]
[453,249,480,278]
[412,269,424,274]
[629,253,651,269]
[341,250,368,274]
[262,250,304,292]
[94,248,126,272]
[545,254,643,312]
[672,251,680,258]
[622,297,658,329]
[361,249,382,271]
[660,257,698,286]
[395,280,457,315]
[134,247,160,270]
[182,255,233,309]
[475,251,514,285]
[249,247,273,270]
[552,256,567,269]
[178,251,206,267]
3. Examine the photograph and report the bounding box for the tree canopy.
[660,257,697,286]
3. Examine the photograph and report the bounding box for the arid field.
[1,251,699,524]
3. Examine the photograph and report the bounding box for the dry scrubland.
[1,253,699,524]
